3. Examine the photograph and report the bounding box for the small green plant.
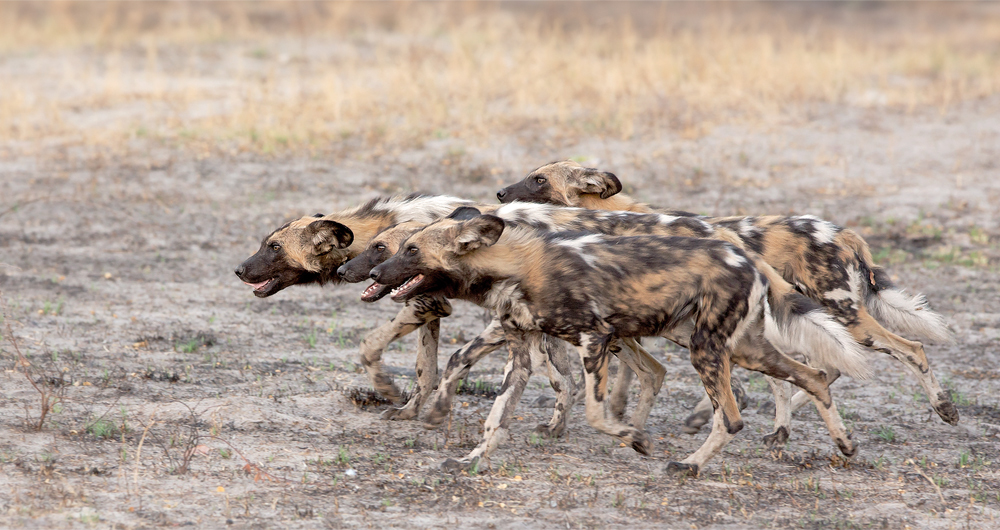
[304,328,318,349]
[219,448,232,459]
[528,432,546,447]
[86,418,117,439]
[176,338,200,353]
[336,446,350,466]
[873,425,897,443]
[40,297,64,316]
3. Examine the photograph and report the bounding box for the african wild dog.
[234,195,476,418]
[368,212,868,474]
[342,202,867,445]
[498,160,957,440]
[337,215,666,435]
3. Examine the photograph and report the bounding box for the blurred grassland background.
[2,1,999,154]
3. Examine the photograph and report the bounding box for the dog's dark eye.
[375,244,386,252]
[270,242,281,251]
[535,177,546,184]
[407,246,418,255]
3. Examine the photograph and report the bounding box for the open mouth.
[389,274,425,301]
[360,281,392,303]
[243,278,276,294]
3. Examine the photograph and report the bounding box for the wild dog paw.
[836,434,857,458]
[762,426,789,448]
[532,422,565,438]
[664,461,699,477]
[422,403,450,428]
[682,410,711,435]
[530,395,557,409]
[935,393,960,425]
[381,406,418,421]
[440,457,485,474]
[627,430,652,456]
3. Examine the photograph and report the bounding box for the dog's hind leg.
[733,340,856,458]
[613,338,665,430]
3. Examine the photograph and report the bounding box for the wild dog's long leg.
[533,336,576,438]
[609,359,634,421]
[682,375,749,434]
[446,328,539,470]
[762,377,793,447]
[574,328,651,455]
[611,338,666,430]
[359,294,451,405]
[850,311,957,424]
[665,336,742,477]
[382,319,440,421]
[424,318,507,428]
[785,309,958,425]
[731,340,856,459]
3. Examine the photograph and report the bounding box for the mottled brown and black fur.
[370,214,860,473]
[338,211,666,430]
[498,161,957,434]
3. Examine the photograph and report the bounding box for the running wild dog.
[337,214,666,434]
[339,203,865,446]
[234,194,476,418]
[369,212,868,474]
[498,160,956,439]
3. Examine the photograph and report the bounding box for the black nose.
[369,269,382,282]
[337,265,347,278]
[234,265,245,277]
[497,189,507,200]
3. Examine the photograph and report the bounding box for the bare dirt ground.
[2,3,1000,529]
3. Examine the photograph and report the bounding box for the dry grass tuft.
[2,2,999,152]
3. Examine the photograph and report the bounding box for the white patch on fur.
[395,196,474,224]
[496,201,555,219]
[738,219,759,237]
[794,215,838,245]
[764,295,872,380]
[656,215,680,225]
[866,288,952,342]
[555,233,605,252]
[723,248,747,268]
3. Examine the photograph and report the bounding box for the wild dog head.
[497,160,621,206]
[337,221,428,302]
[368,208,504,302]
[235,214,354,297]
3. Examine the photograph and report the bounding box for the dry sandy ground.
[2,91,1000,529]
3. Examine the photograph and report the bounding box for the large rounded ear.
[302,219,354,254]
[575,168,623,199]
[453,215,505,255]
[447,206,483,221]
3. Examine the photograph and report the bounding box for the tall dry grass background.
[2,1,999,154]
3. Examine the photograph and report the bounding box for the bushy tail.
[753,256,872,380]
[838,229,952,343]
